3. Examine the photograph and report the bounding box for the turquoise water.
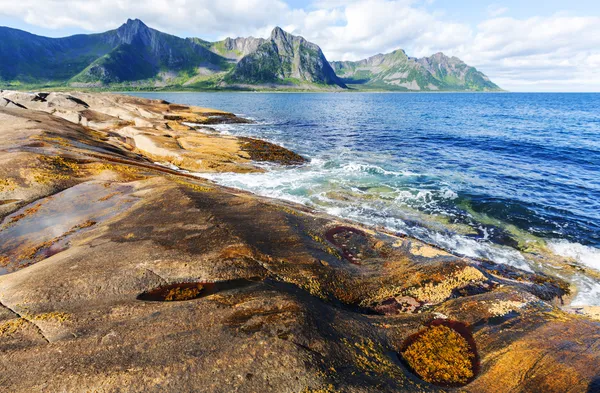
[130,92,600,305]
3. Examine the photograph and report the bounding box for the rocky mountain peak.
[270,27,306,46]
[119,19,148,33]
[270,26,287,40]
[228,27,345,88]
[116,18,151,44]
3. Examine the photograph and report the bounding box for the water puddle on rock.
[399,319,480,388]
[137,278,260,302]
[324,226,376,264]
[0,181,138,274]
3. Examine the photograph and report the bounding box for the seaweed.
[400,320,479,387]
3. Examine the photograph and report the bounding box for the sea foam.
[548,240,600,271]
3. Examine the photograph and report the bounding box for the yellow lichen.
[95,163,140,175]
[344,338,398,377]
[303,277,325,299]
[488,300,524,317]
[39,135,72,148]
[0,178,17,192]
[301,385,337,393]
[409,243,451,258]
[32,312,71,323]
[402,325,475,385]
[409,267,486,304]
[306,231,342,260]
[172,178,213,192]
[0,318,27,336]
[280,206,302,217]
[41,155,80,172]
[31,155,82,184]
[164,285,204,301]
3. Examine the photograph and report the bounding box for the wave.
[341,162,420,177]
[548,240,600,271]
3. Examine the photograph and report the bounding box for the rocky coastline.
[0,91,599,392]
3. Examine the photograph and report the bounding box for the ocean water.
[130,92,600,305]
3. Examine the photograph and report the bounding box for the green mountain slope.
[70,19,229,85]
[0,19,229,87]
[331,50,501,91]
[0,27,115,83]
[0,19,499,91]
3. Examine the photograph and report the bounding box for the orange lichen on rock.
[401,324,476,386]
[8,203,43,224]
[163,285,204,301]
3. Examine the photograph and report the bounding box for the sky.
[1,0,599,92]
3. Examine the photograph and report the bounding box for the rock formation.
[227,27,346,88]
[0,91,597,392]
[0,20,499,91]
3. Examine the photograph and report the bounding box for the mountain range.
[0,19,500,91]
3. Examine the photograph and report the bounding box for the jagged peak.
[115,18,152,45]
[271,26,286,39]
[118,18,149,34]
[270,26,306,44]
[422,52,466,65]
[127,18,145,26]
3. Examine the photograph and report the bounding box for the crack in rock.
[0,298,50,343]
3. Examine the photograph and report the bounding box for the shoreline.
[149,91,599,309]
[1,90,599,392]
[3,85,509,94]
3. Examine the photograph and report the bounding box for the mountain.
[227,27,345,88]
[71,19,227,85]
[330,49,500,91]
[0,20,343,90]
[0,26,115,83]
[0,19,226,86]
[0,19,499,91]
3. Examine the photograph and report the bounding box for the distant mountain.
[330,49,500,91]
[0,19,499,91]
[227,27,345,88]
[0,19,226,86]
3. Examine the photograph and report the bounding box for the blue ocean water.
[130,92,600,304]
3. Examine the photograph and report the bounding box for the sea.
[130,92,600,306]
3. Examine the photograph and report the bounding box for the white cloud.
[0,0,290,37]
[0,0,599,91]
[461,15,600,91]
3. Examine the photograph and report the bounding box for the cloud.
[288,0,472,61]
[461,15,600,91]
[0,0,290,37]
[0,0,599,91]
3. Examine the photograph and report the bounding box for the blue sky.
[1,0,599,91]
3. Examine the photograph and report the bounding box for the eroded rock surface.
[0,91,598,393]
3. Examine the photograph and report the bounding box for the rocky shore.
[0,91,599,392]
